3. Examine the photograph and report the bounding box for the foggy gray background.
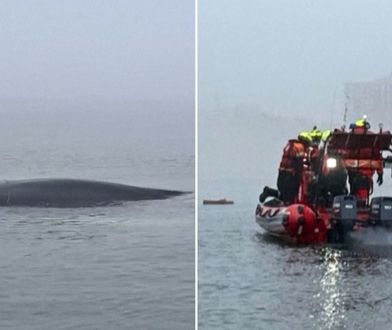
[200,0,392,117]
[0,0,195,187]
[0,0,194,106]
[0,2,195,329]
[199,0,392,195]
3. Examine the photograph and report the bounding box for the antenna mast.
[343,92,349,127]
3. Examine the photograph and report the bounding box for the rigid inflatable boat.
[255,125,392,244]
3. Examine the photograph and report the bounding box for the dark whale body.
[0,179,185,207]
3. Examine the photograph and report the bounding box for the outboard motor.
[330,195,357,243]
[370,197,392,228]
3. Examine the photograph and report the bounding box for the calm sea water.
[0,106,194,330]
[199,178,392,330]
[199,110,392,330]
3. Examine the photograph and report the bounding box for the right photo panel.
[199,1,392,329]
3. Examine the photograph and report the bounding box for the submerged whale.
[0,178,186,207]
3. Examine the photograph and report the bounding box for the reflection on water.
[318,248,345,330]
[199,188,392,330]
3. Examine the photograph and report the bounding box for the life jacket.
[353,126,366,134]
[345,152,383,203]
[344,159,383,176]
[279,140,306,173]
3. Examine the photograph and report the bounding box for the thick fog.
[0,1,194,179]
[0,0,194,107]
[0,1,194,190]
[199,0,392,198]
[200,0,392,119]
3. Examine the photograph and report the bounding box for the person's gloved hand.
[377,173,383,186]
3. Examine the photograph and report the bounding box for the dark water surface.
[199,178,392,330]
[0,107,194,329]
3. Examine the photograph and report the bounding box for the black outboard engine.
[330,195,357,243]
[370,197,392,228]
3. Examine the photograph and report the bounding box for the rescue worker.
[309,126,323,146]
[259,134,310,204]
[316,155,348,206]
[312,129,332,172]
[349,115,371,131]
[307,128,344,206]
[277,133,311,204]
[346,116,383,206]
[347,162,383,205]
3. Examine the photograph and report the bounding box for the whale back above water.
[0,178,185,207]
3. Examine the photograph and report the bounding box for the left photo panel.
[0,1,195,329]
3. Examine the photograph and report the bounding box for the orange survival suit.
[277,139,307,204]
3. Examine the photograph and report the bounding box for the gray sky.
[0,0,194,106]
[200,0,392,119]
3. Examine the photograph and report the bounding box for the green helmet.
[310,126,322,139]
[355,118,366,127]
[298,132,313,144]
[355,115,370,128]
